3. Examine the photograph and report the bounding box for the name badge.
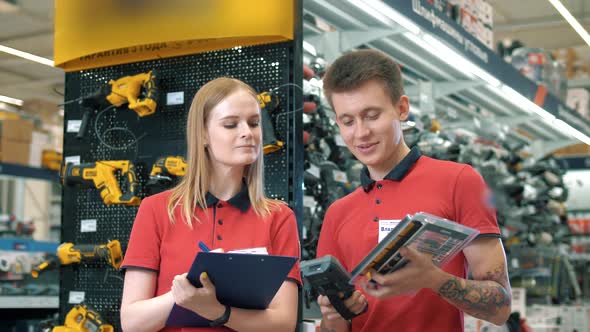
[378,219,400,243]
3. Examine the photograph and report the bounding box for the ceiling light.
[0,95,23,106]
[553,119,590,144]
[499,85,556,122]
[499,85,590,143]
[341,0,590,145]
[422,34,501,87]
[548,0,590,47]
[0,45,54,67]
[349,0,421,34]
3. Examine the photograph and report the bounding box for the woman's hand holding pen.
[171,272,226,320]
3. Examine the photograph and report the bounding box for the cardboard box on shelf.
[457,0,477,14]
[0,140,30,165]
[553,48,577,78]
[474,21,493,49]
[0,118,33,143]
[474,0,493,28]
[459,8,478,35]
[572,62,590,80]
[0,119,35,165]
[0,111,20,121]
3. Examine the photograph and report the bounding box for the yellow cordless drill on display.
[61,161,141,206]
[146,156,187,192]
[52,304,113,332]
[106,70,158,117]
[77,70,158,139]
[257,92,284,154]
[31,240,123,278]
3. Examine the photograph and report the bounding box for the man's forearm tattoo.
[437,264,511,321]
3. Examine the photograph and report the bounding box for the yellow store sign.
[54,0,294,71]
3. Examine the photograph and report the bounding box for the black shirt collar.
[360,146,422,192]
[204,180,251,212]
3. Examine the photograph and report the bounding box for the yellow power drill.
[61,161,141,206]
[32,240,123,278]
[77,70,158,139]
[106,69,158,117]
[257,92,284,154]
[150,156,187,177]
[52,304,113,332]
[146,156,187,192]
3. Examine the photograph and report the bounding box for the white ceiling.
[0,0,60,105]
[491,0,590,62]
[0,0,589,108]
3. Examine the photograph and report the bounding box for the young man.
[316,49,511,332]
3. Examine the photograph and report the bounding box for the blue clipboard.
[166,252,297,327]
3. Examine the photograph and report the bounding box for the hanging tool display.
[146,156,187,193]
[51,304,114,332]
[61,161,141,206]
[106,70,158,116]
[257,92,284,154]
[31,240,123,278]
[42,149,63,171]
[76,70,159,139]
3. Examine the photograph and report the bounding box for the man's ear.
[397,95,410,121]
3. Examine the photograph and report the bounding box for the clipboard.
[166,252,298,327]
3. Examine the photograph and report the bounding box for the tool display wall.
[60,42,303,330]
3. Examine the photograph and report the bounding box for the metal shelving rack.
[0,163,58,182]
[302,0,590,157]
[0,164,60,314]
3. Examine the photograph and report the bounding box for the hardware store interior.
[0,0,590,331]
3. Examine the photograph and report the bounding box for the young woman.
[120,77,301,332]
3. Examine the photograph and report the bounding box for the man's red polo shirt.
[317,147,500,332]
[122,184,301,332]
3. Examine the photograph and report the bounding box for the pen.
[198,241,211,252]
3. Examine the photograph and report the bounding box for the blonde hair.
[167,77,280,226]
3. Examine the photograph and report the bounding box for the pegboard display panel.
[61,41,302,330]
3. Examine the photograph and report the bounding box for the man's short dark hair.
[323,49,404,108]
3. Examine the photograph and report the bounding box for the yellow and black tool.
[76,70,158,139]
[150,156,186,178]
[42,150,63,171]
[257,92,284,154]
[52,304,113,332]
[32,240,123,278]
[146,156,187,191]
[106,70,158,117]
[61,161,141,206]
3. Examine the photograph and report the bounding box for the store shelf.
[0,296,58,309]
[0,238,58,252]
[0,163,58,182]
[557,155,590,170]
[302,0,590,153]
